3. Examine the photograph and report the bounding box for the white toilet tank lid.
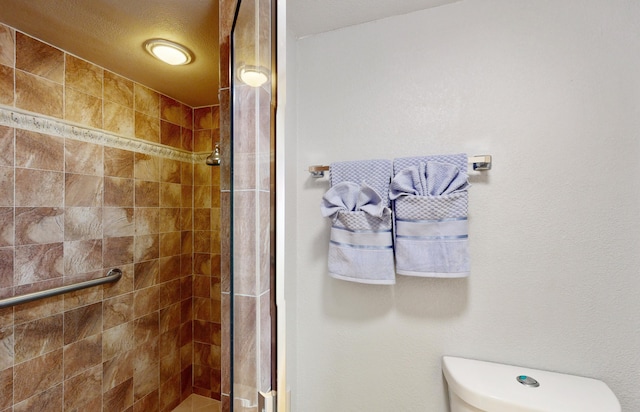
[442,356,621,412]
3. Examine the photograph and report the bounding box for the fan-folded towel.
[321,160,395,284]
[390,154,470,277]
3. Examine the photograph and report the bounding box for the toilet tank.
[442,356,621,412]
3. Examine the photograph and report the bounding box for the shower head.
[206,144,221,166]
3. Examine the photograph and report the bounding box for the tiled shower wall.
[0,23,221,411]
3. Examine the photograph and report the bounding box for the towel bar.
[308,155,492,178]
[0,268,122,309]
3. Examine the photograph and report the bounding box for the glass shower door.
[230,0,276,410]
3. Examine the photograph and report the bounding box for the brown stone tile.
[180,206,193,231]
[181,127,194,151]
[159,231,180,258]
[135,153,160,182]
[63,333,101,379]
[0,64,13,106]
[156,255,180,282]
[182,105,192,129]
[193,275,210,299]
[13,348,63,403]
[105,100,135,137]
[64,207,102,241]
[0,208,13,247]
[13,314,62,364]
[160,158,181,184]
[159,328,180,356]
[0,248,12,289]
[13,207,64,246]
[194,129,212,153]
[135,208,159,235]
[64,173,103,207]
[15,33,63,83]
[13,383,62,412]
[134,388,159,412]
[194,186,211,209]
[159,208,180,233]
[160,120,181,148]
[0,166,13,207]
[63,239,102,276]
[103,207,135,237]
[180,340,192,369]
[160,95,182,125]
[104,377,134,412]
[104,70,133,107]
[159,304,180,335]
[103,292,134,330]
[194,163,212,187]
[180,252,193,277]
[134,84,159,117]
[193,253,211,276]
[103,350,134,392]
[102,321,135,360]
[134,286,159,319]
[159,278,181,309]
[194,107,212,130]
[135,234,159,263]
[65,55,103,98]
[63,364,101,411]
[0,366,11,410]
[14,242,63,285]
[133,338,159,375]
[105,147,134,178]
[218,89,231,191]
[0,325,13,371]
[15,168,64,207]
[135,111,160,143]
[64,87,102,129]
[63,302,102,345]
[0,126,13,168]
[103,236,134,268]
[160,183,181,208]
[0,64,14,106]
[15,129,63,171]
[105,176,134,207]
[13,287,63,324]
[0,25,15,67]
[15,70,63,118]
[159,373,181,411]
[194,231,211,254]
[134,361,159,403]
[65,139,103,176]
[134,259,159,291]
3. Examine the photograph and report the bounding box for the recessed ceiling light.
[144,39,193,66]
[238,65,270,87]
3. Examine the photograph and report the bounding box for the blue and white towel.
[390,154,470,277]
[321,160,395,284]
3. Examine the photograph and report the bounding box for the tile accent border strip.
[0,105,210,164]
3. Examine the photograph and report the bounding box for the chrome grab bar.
[0,268,122,309]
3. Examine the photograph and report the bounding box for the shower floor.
[171,394,221,412]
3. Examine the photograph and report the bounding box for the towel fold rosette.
[321,180,395,285]
[390,154,470,277]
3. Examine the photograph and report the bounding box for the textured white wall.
[288,0,640,411]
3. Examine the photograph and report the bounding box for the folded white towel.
[321,160,395,285]
[390,154,470,278]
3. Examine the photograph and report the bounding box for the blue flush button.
[517,375,540,387]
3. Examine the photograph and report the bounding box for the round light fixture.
[238,65,270,87]
[144,39,193,66]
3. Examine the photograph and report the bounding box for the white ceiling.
[0,0,460,107]
[287,0,462,38]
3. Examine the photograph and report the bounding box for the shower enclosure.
[229,0,277,409]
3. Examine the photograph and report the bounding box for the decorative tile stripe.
[0,105,210,164]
